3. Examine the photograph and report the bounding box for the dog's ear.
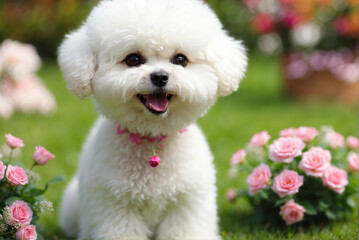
[58,26,94,99]
[205,34,247,96]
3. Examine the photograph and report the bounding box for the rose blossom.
[0,161,6,180]
[8,200,33,226]
[322,166,348,194]
[226,189,236,201]
[16,225,37,240]
[299,147,331,177]
[247,163,271,195]
[230,149,246,165]
[272,170,304,198]
[33,146,55,166]
[295,127,318,142]
[326,131,344,149]
[148,155,160,168]
[269,137,305,163]
[6,165,28,186]
[280,127,297,137]
[279,199,306,225]
[348,153,359,172]
[347,136,359,150]
[5,134,24,149]
[250,131,271,147]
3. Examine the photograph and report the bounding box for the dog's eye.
[124,53,145,67]
[171,54,188,67]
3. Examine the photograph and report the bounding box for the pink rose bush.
[227,126,358,225]
[0,133,63,239]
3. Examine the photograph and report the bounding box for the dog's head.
[58,0,247,136]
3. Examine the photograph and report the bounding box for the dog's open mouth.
[137,92,173,115]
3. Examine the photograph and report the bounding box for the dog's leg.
[78,190,152,240]
[60,176,79,237]
[156,190,221,240]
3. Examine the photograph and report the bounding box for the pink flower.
[279,199,306,225]
[250,131,271,147]
[5,134,24,149]
[8,200,33,226]
[272,170,304,198]
[247,163,271,195]
[116,125,128,135]
[299,147,331,177]
[16,225,37,240]
[33,146,55,166]
[0,161,6,180]
[347,136,359,150]
[149,155,160,168]
[252,14,275,34]
[230,149,246,165]
[129,133,143,146]
[295,127,318,142]
[6,165,28,186]
[269,137,306,163]
[322,166,348,194]
[326,131,344,149]
[280,127,297,137]
[226,189,236,201]
[348,153,359,172]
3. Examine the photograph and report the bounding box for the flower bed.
[227,127,358,226]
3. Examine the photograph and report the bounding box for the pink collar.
[117,125,187,167]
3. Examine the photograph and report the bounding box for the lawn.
[0,54,357,239]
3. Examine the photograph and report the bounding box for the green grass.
[0,54,357,239]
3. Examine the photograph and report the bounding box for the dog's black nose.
[150,71,169,87]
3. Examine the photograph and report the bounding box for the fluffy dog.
[58,0,247,239]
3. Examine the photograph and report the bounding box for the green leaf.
[325,209,337,220]
[29,188,46,197]
[318,201,329,212]
[259,190,268,200]
[5,196,21,205]
[346,197,356,208]
[236,190,250,197]
[48,176,66,184]
[274,197,288,207]
[301,201,317,215]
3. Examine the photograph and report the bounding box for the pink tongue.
[145,93,169,112]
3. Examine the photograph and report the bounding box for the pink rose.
[280,127,297,137]
[322,166,348,194]
[226,189,236,201]
[33,146,55,166]
[16,225,37,240]
[0,161,6,180]
[230,149,246,165]
[8,200,33,226]
[269,137,305,163]
[148,155,160,168]
[252,14,275,34]
[348,153,359,172]
[6,165,28,186]
[295,127,318,142]
[5,134,24,149]
[247,163,271,195]
[347,136,359,150]
[272,170,304,198]
[250,131,271,147]
[279,199,306,225]
[326,131,344,149]
[299,147,331,177]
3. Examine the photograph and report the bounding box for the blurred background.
[0,0,358,239]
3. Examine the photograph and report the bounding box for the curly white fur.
[58,0,247,239]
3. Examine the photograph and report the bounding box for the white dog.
[58,0,247,239]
